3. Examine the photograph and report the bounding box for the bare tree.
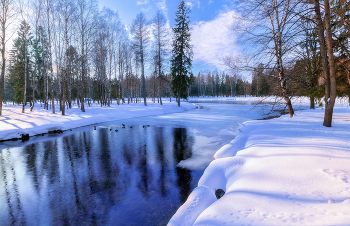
[152,10,169,105]
[0,0,17,115]
[230,0,307,117]
[44,0,55,113]
[313,0,336,127]
[118,27,128,104]
[131,12,150,106]
[76,0,97,112]
[60,0,76,115]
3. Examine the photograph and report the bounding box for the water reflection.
[173,128,194,203]
[0,126,201,226]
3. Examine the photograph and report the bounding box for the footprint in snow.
[323,169,350,183]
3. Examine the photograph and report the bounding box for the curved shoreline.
[0,101,195,142]
[168,107,350,226]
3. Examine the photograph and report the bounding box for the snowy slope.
[0,101,195,141]
[169,107,350,226]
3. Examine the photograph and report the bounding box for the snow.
[169,104,350,225]
[0,100,195,141]
[1,96,350,225]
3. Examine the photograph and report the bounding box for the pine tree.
[171,0,193,107]
[8,20,33,106]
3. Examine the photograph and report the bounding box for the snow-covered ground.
[0,100,195,141]
[2,96,350,225]
[169,102,350,225]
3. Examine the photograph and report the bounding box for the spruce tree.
[8,20,33,106]
[171,0,193,107]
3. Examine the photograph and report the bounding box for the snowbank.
[169,106,350,225]
[0,100,195,141]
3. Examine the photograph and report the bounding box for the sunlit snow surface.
[169,99,350,226]
[0,97,286,225]
[0,100,195,141]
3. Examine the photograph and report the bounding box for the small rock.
[215,189,225,199]
[21,134,30,141]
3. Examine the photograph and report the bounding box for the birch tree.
[43,0,55,113]
[131,12,150,106]
[0,0,17,115]
[152,10,169,105]
[76,0,97,112]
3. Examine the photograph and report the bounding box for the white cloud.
[185,0,200,9]
[156,0,167,15]
[186,2,193,8]
[137,0,150,5]
[141,5,152,12]
[191,10,241,71]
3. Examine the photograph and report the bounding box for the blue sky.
[99,0,241,75]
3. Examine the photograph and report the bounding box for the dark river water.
[0,125,204,226]
[0,100,283,226]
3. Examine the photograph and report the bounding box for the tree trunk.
[46,0,55,114]
[31,70,35,111]
[45,61,48,110]
[271,27,294,116]
[323,0,336,127]
[141,50,147,106]
[0,20,6,115]
[313,0,332,126]
[159,74,162,105]
[22,28,28,114]
[80,23,86,113]
[310,96,315,109]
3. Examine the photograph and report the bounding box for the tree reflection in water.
[0,126,201,226]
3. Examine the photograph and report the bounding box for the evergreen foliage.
[32,26,48,102]
[171,0,193,107]
[8,20,33,104]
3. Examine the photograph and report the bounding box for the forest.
[0,0,349,127]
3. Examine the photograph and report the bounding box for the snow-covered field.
[169,101,350,225]
[0,100,195,141]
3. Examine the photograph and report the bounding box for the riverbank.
[169,106,350,225]
[0,101,195,141]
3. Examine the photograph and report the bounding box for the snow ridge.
[169,107,350,226]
